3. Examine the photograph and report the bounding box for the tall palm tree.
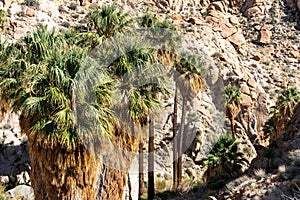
[109,39,161,199]
[174,54,206,184]
[0,27,116,199]
[224,85,242,138]
[140,13,182,189]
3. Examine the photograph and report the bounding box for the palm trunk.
[172,86,178,188]
[101,168,128,200]
[138,141,144,199]
[21,116,101,200]
[148,118,155,200]
[101,127,137,200]
[178,96,187,184]
[231,118,235,138]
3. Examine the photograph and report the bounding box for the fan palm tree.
[64,5,132,50]
[224,85,242,138]
[265,87,300,140]
[0,39,20,121]
[0,27,116,199]
[109,35,169,199]
[174,54,206,185]
[140,13,183,188]
[203,135,248,182]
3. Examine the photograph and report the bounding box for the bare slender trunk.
[172,86,178,188]
[178,96,187,184]
[148,118,155,200]
[138,141,144,199]
[231,118,235,138]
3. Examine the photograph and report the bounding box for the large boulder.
[6,185,34,200]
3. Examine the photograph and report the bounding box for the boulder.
[220,24,237,38]
[228,31,246,48]
[245,6,263,18]
[229,16,239,25]
[172,14,183,23]
[25,7,35,17]
[188,17,202,25]
[241,93,252,106]
[209,1,228,13]
[6,185,34,200]
[257,30,272,45]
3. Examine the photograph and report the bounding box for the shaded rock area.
[0,112,31,199]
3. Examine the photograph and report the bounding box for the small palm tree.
[0,39,21,122]
[65,5,132,49]
[264,87,300,140]
[89,5,132,38]
[224,85,242,138]
[204,135,247,182]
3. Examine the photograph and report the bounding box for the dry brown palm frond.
[0,100,11,123]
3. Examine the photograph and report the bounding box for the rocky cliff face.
[0,0,300,199]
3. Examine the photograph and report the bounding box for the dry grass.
[254,168,267,179]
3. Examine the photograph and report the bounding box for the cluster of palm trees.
[0,5,210,200]
[264,87,300,141]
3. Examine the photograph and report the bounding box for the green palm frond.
[174,54,206,99]
[224,85,242,106]
[0,27,117,147]
[23,26,64,63]
[204,135,247,176]
[88,5,132,38]
[264,87,300,139]
[21,97,46,118]
[276,87,300,109]
[52,107,74,128]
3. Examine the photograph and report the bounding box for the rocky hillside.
[0,0,300,199]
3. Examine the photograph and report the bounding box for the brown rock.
[25,7,35,17]
[257,30,272,45]
[228,31,246,48]
[241,85,251,95]
[13,28,24,40]
[261,24,273,31]
[212,23,223,32]
[290,50,300,58]
[248,78,256,88]
[79,0,92,6]
[245,6,262,18]
[252,54,261,61]
[188,17,202,25]
[241,93,252,106]
[172,14,183,23]
[220,24,237,38]
[209,1,228,13]
[207,10,226,19]
[229,16,239,25]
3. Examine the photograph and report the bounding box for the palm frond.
[21,97,46,118]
